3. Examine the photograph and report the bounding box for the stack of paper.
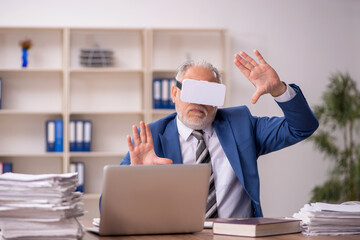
[293,202,360,236]
[0,172,84,239]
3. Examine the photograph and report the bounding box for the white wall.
[1,0,359,217]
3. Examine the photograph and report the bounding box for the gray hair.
[175,60,222,83]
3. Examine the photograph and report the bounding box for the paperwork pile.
[293,202,360,236]
[0,172,84,239]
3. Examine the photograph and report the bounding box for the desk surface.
[81,221,360,240]
[83,230,360,240]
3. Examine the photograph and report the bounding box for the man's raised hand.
[234,50,286,104]
[127,121,173,165]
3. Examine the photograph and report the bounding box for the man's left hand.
[234,50,287,104]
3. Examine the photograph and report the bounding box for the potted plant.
[310,72,360,202]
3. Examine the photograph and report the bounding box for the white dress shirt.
[176,84,296,218]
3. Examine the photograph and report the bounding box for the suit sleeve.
[121,152,131,165]
[254,84,319,156]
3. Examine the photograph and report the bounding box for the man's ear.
[171,85,177,103]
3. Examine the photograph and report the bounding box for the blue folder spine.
[3,162,12,173]
[153,78,162,109]
[54,119,63,152]
[69,120,76,152]
[161,78,170,109]
[76,162,85,192]
[46,120,56,152]
[83,120,92,152]
[0,162,12,174]
[70,162,85,192]
[75,120,84,151]
[153,78,176,109]
[169,78,176,109]
[0,162,13,173]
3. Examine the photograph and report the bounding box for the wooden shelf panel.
[69,29,145,69]
[0,110,63,115]
[0,152,64,157]
[152,30,225,70]
[69,72,143,112]
[69,152,125,158]
[0,28,63,69]
[0,71,63,112]
[0,155,63,175]
[70,110,144,115]
[0,68,63,73]
[69,68,145,73]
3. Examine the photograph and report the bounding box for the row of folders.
[46,120,92,152]
[153,78,176,109]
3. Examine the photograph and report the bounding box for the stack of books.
[0,172,84,239]
[212,217,301,237]
[293,202,360,235]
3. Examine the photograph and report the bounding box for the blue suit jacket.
[121,84,319,217]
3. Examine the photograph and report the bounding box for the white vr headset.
[176,79,226,107]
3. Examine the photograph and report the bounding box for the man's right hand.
[127,121,173,165]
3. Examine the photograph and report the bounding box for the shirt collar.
[176,117,214,141]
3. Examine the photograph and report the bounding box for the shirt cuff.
[274,83,296,102]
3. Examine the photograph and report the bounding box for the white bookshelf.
[0,27,229,220]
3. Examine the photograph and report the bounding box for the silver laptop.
[98,164,211,236]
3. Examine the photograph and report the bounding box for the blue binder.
[153,78,162,109]
[54,119,63,152]
[69,120,76,152]
[3,162,12,173]
[83,120,92,152]
[75,120,84,151]
[0,77,2,109]
[76,162,85,192]
[46,120,55,152]
[69,162,85,193]
[169,78,176,109]
[0,162,13,173]
[161,78,170,109]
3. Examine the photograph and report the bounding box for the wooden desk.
[81,221,360,240]
[83,230,360,240]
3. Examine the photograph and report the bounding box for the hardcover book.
[212,217,301,237]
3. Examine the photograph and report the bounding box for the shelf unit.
[0,27,229,220]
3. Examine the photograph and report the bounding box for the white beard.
[176,104,217,130]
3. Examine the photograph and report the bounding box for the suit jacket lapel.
[213,113,245,188]
[159,117,183,164]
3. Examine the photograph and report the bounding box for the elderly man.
[121,50,319,218]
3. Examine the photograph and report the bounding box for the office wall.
[1,0,359,217]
